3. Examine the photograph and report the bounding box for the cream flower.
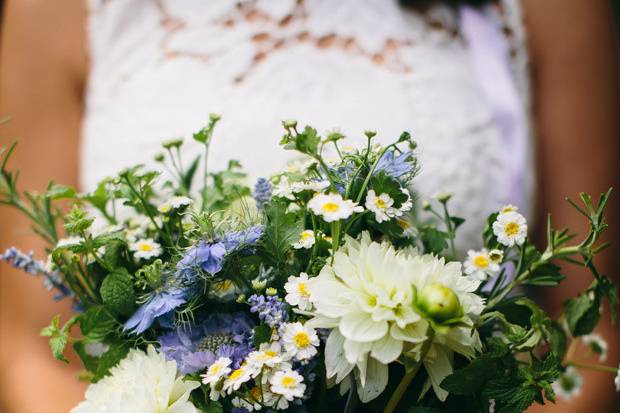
[158,196,193,213]
[582,334,608,362]
[308,193,363,222]
[493,211,527,247]
[292,180,330,193]
[284,273,313,311]
[130,238,162,260]
[201,357,232,386]
[552,367,583,400]
[500,204,519,214]
[245,347,285,374]
[463,249,500,281]
[292,229,316,249]
[281,322,320,361]
[223,365,253,394]
[365,190,395,223]
[71,346,199,413]
[269,369,306,400]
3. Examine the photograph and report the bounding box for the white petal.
[390,321,429,344]
[325,330,355,383]
[343,338,373,364]
[370,335,403,364]
[423,345,453,402]
[340,313,388,343]
[356,358,389,403]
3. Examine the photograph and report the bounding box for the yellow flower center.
[374,198,387,209]
[297,282,310,298]
[322,202,340,213]
[139,243,153,252]
[264,350,278,357]
[210,364,221,375]
[214,280,234,292]
[229,368,244,381]
[281,376,297,388]
[504,222,520,236]
[473,255,489,268]
[502,206,517,213]
[293,331,310,348]
[397,219,411,229]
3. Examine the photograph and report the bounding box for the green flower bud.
[364,130,377,139]
[162,138,184,150]
[209,113,221,122]
[154,153,165,162]
[265,287,278,296]
[282,119,298,129]
[417,283,462,323]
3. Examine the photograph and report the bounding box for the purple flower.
[248,294,288,328]
[123,288,186,334]
[374,150,415,180]
[1,247,73,301]
[177,240,227,281]
[158,312,254,374]
[222,225,264,251]
[253,178,272,210]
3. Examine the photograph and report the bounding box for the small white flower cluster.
[201,322,320,410]
[552,367,583,401]
[582,334,608,362]
[273,176,330,201]
[157,196,193,214]
[463,248,503,281]
[308,193,363,223]
[492,204,528,247]
[365,188,412,223]
[129,238,162,260]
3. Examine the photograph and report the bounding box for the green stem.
[567,361,619,374]
[383,330,435,413]
[330,220,341,264]
[201,140,211,211]
[441,202,457,259]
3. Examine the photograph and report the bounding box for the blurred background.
[1,1,619,413]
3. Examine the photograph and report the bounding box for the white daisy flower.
[269,369,306,400]
[399,188,413,213]
[201,357,232,386]
[488,249,504,264]
[130,238,162,260]
[365,190,395,223]
[493,211,527,247]
[464,249,500,281]
[273,176,296,200]
[615,364,620,392]
[284,272,313,311]
[308,193,363,222]
[500,204,519,214]
[223,365,253,394]
[246,348,285,375]
[582,334,608,362]
[281,322,319,361]
[71,346,199,413]
[158,196,193,213]
[552,367,583,400]
[292,230,316,249]
[292,180,330,193]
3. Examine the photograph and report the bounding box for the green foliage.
[79,305,120,342]
[420,226,449,254]
[100,268,136,316]
[64,205,94,235]
[93,341,130,382]
[260,201,303,272]
[40,315,79,363]
[203,401,224,413]
[522,263,563,287]
[252,324,272,347]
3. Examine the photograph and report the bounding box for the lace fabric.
[82,0,533,249]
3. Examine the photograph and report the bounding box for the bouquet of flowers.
[1,116,618,413]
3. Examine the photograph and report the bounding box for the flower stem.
[383,330,435,413]
[567,361,619,374]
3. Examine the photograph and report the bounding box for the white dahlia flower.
[71,346,199,413]
[308,233,484,402]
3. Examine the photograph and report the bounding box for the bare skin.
[0,1,618,412]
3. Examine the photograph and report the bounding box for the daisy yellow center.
[322,202,340,213]
[374,198,387,209]
[281,376,297,388]
[297,282,310,298]
[504,222,520,236]
[229,368,244,381]
[473,255,489,268]
[264,350,278,357]
[139,243,153,252]
[300,231,313,240]
[210,364,221,375]
[293,331,310,348]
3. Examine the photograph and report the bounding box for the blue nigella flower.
[158,312,254,374]
[222,225,264,251]
[374,150,414,180]
[176,240,227,282]
[1,247,73,301]
[253,178,272,210]
[123,288,187,334]
[248,294,288,328]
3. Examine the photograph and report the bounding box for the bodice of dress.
[82,0,534,248]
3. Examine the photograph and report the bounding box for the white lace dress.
[82,0,534,248]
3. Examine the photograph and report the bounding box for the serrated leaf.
[523,263,564,287]
[564,292,599,336]
[260,201,303,269]
[79,305,119,341]
[41,315,79,363]
[420,226,449,254]
[100,269,135,316]
[73,341,100,373]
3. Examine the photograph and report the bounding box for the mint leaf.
[564,292,599,336]
[260,201,303,271]
[252,324,272,347]
[100,269,135,316]
[79,305,119,341]
[40,315,78,363]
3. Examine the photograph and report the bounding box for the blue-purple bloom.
[1,247,72,300]
[222,225,263,251]
[123,288,186,334]
[374,150,415,180]
[176,240,227,281]
[248,294,288,328]
[158,312,254,374]
[253,178,272,210]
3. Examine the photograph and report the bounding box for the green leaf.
[406,407,444,413]
[79,305,119,341]
[260,201,303,269]
[64,205,94,235]
[46,184,76,200]
[182,155,201,192]
[564,291,600,336]
[420,226,449,254]
[94,341,129,381]
[204,401,224,413]
[73,341,100,373]
[253,324,272,348]
[40,315,79,363]
[100,269,136,316]
[523,263,564,287]
[441,357,501,395]
[293,126,320,156]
